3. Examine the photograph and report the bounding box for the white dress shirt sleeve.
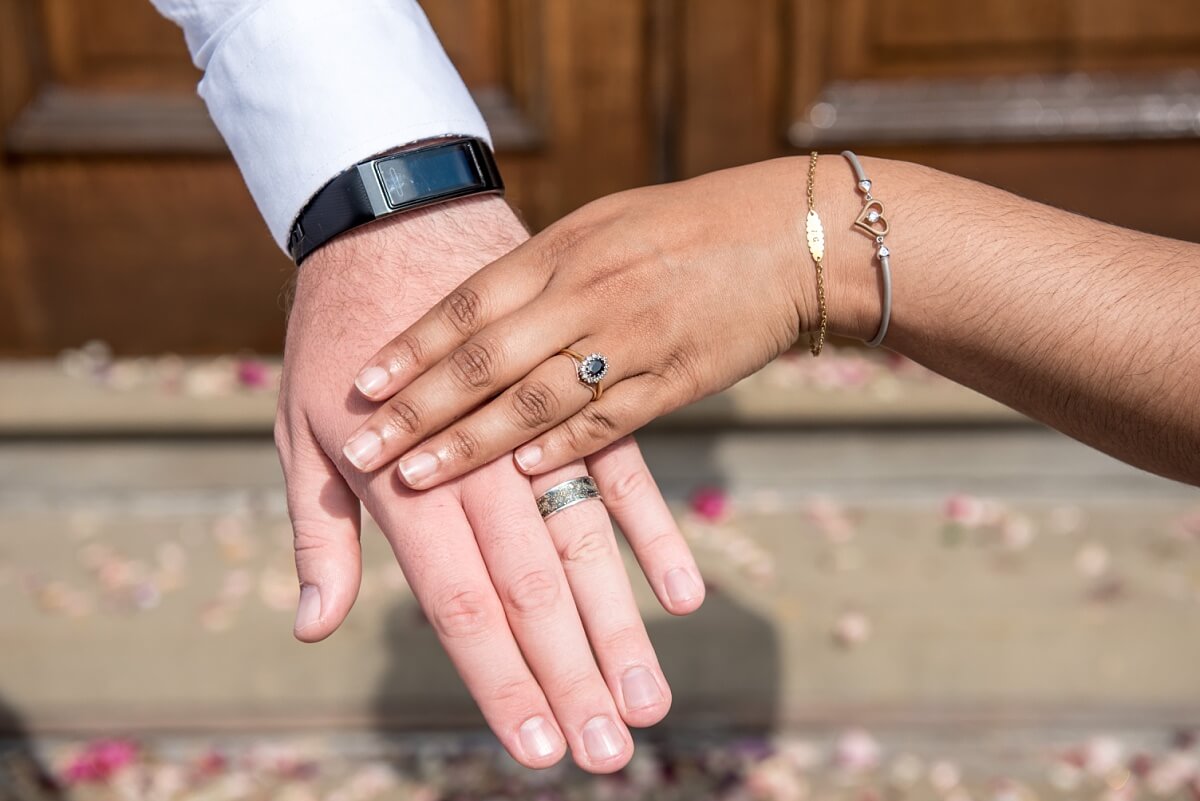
[150,0,492,252]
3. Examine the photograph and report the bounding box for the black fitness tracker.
[287,137,504,264]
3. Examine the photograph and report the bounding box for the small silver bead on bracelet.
[841,151,892,348]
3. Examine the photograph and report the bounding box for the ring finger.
[531,465,673,729]
[463,460,634,772]
[394,342,625,489]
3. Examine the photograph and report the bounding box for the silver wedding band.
[536,476,603,519]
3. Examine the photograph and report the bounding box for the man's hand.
[273,196,705,772]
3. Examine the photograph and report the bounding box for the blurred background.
[2,1,1200,799]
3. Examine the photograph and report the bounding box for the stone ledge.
[0,354,1025,436]
[1,435,1195,733]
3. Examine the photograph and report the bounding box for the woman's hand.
[340,158,817,487]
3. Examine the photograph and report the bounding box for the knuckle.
[440,286,486,336]
[290,520,337,560]
[384,397,422,436]
[511,381,559,429]
[637,528,682,560]
[598,623,646,657]
[658,346,703,398]
[553,669,601,704]
[502,567,562,620]
[445,427,481,462]
[558,526,615,567]
[558,406,618,455]
[386,335,425,373]
[449,340,499,390]
[290,523,324,552]
[602,466,653,507]
[558,416,594,455]
[487,676,541,709]
[579,405,619,437]
[430,587,494,640]
[536,222,586,271]
[576,263,629,300]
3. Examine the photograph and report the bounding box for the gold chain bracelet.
[804,151,828,356]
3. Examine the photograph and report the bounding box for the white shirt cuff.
[166,0,492,252]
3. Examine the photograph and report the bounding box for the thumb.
[279,428,363,643]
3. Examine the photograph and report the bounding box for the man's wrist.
[347,193,526,264]
[289,138,504,264]
[296,195,528,323]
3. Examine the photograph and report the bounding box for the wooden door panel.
[1076,0,1200,44]
[799,0,1200,145]
[2,0,288,355]
[39,0,199,89]
[679,0,1200,246]
[0,0,658,355]
[13,159,288,355]
[874,1,1064,52]
[846,0,1200,76]
[3,0,1197,355]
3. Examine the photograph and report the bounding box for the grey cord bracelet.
[841,151,892,348]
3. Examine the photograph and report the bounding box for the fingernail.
[664,568,701,605]
[342,430,382,470]
[397,452,438,486]
[621,667,664,710]
[519,716,560,760]
[581,716,624,762]
[294,585,321,631]
[514,444,543,472]
[355,366,389,397]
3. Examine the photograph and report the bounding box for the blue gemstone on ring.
[578,353,609,384]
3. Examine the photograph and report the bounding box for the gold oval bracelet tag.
[805,209,825,263]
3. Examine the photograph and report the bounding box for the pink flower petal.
[689,487,731,523]
[235,358,271,389]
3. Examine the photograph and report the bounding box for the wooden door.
[676,0,1200,241]
[0,0,661,356]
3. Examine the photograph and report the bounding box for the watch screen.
[375,144,483,208]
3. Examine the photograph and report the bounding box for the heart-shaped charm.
[853,199,890,237]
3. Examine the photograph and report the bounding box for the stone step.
[1,428,1196,735]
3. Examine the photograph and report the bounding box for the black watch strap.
[287,137,504,264]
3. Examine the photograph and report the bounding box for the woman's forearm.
[819,156,1200,484]
[332,155,1200,490]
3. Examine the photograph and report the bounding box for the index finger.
[352,237,553,401]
